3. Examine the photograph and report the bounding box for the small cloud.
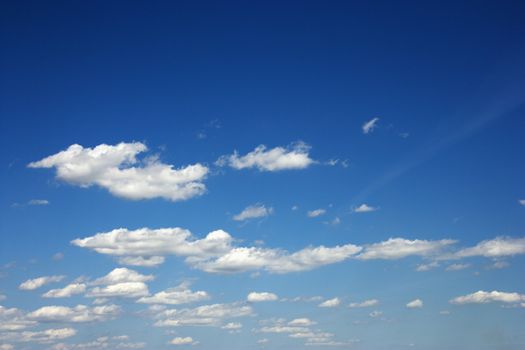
[369,310,383,318]
[247,292,278,302]
[489,260,509,269]
[291,205,299,211]
[233,204,273,221]
[416,261,439,272]
[28,199,49,206]
[406,299,423,308]
[257,339,269,344]
[196,132,207,139]
[170,337,198,346]
[519,199,525,206]
[446,263,470,271]
[0,294,6,301]
[52,253,64,261]
[348,299,379,308]
[307,209,326,218]
[439,310,450,315]
[353,204,377,213]
[362,117,379,134]
[325,217,341,226]
[399,132,410,138]
[319,297,340,308]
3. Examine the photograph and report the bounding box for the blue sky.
[1,1,525,349]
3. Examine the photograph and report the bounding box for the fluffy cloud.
[84,268,153,298]
[0,305,37,331]
[247,292,278,302]
[91,268,154,285]
[0,328,76,343]
[454,237,525,258]
[27,304,120,323]
[353,204,377,213]
[216,142,314,171]
[50,336,145,350]
[362,117,379,134]
[19,276,65,290]
[348,299,379,308]
[138,283,209,305]
[406,299,423,308]
[450,290,525,305]
[233,204,273,221]
[72,228,233,265]
[117,256,165,267]
[519,199,525,206]
[28,199,49,206]
[307,209,326,218]
[43,283,87,298]
[193,244,362,274]
[154,303,253,327]
[28,142,208,202]
[357,238,456,260]
[170,337,197,345]
[318,298,340,308]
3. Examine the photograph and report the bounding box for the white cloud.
[117,256,165,267]
[362,117,379,134]
[233,204,273,221]
[257,318,343,347]
[357,238,456,260]
[445,263,470,271]
[0,344,13,350]
[369,310,383,318]
[72,228,233,265]
[348,299,379,308]
[406,299,423,308]
[170,337,197,345]
[455,237,525,258]
[416,261,440,272]
[86,282,149,298]
[307,209,326,218]
[288,318,316,327]
[154,303,253,327]
[193,244,362,274]
[0,327,76,343]
[27,304,120,323]
[138,283,209,305]
[19,275,65,290]
[0,294,6,301]
[28,199,49,206]
[43,283,87,298]
[450,290,525,305]
[318,298,340,308]
[52,253,64,261]
[28,142,208,202]
[519,199,525,206]
[91,268,154,285]
[216,142,314,172]
[247,292,278,302]
[353,204,377,213]
[0,305,37,331]
[221,322,242,330]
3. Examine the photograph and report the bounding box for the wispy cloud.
[233,204,273,221]
[362,117,379,134]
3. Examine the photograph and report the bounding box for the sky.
[1,1,525,349]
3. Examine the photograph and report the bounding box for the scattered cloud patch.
[348,299,379,308]
[247,292,278,302]
[307,209,326,218]
[19,276,65,291]
[446,263,470,271]
[406,299,423,308]
[357,238,455,260]
[455,237,525,258]
[353,204,377,213]
[450,290,525,305]
[28,199,49,206]
[216,142,314,172]
[28,142,209,202]
[43,283,87,298]
[138,283,209,305]
[319,298,340,308]
[170,337,197,345]
[233,204,273,221]
[362,117,379,134]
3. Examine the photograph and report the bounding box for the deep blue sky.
[1,1,525,350]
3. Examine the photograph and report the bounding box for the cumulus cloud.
[19,275,65,291]
[357,238,456,260]
[170,337,197,345]
[138,283,209,305]
[0,328,76,343]
[42,283,87,298]
[85,268,153,298]
[362,117,379,134]
[454,237,525,258]
[154,303,253,327]
[247,292,278,302]
[117,256,165,267]
[72,228,233,266]
[416,261,440,272]
[216,142,314,172]
[519,199,525,206]
[353,204,377,213]
[28,199,49,206]
[450,290,525,305]
[406,299,423,308]
[28,142,208,202]
[233,204,273,221]
[221,322,242,330]
[0,305,37,331]
[307,209,326,218]
[27,304,120,323]
[318,298,340,308]
[193,244,362,274]
[445,263,470,271]
[348,299,379,308]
